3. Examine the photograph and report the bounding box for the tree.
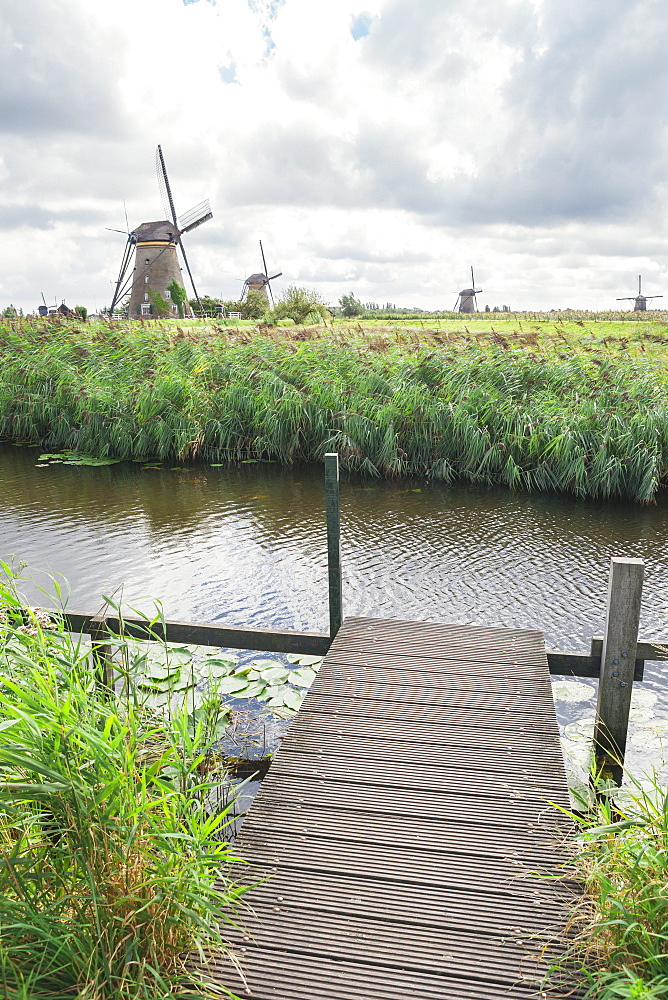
[339,292,363,317]
[148,289,170,318]
[272,286,329,325]
[168,281,187,319]
[74,305,88,321]
[189,295,224,317]
[2,304,18,318]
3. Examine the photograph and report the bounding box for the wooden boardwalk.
[219,617,577,999]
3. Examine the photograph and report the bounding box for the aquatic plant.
[1,316,668,499]
[0,568,246,1000]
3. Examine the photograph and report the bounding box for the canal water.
[2,444,668,794]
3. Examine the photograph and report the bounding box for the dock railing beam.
[593,557,645,784]
[325,453,343,639]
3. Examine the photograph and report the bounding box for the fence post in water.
[89,615,115,689]
[325,453,343,639]
[593,557,645,784]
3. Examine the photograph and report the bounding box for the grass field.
[1,312,668,501]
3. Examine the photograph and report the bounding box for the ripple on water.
[3,446,668,776]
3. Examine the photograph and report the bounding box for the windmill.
[454,266,482,313]
[108,145,212,317]
[241,240,282,305]
[616,274,663,312]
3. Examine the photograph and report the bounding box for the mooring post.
[593,557,645,784]
[324,452,343,639]
[89,614,115,689]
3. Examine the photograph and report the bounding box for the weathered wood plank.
[57,611,331,655]
[324,452,343,638]
[594,557,645,778]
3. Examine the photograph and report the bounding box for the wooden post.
[325,453,343,639]
[89,615,115,690]
[593,557,645,783]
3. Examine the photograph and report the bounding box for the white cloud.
[0,0,667,313]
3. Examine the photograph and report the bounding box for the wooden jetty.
[217,615,578,999]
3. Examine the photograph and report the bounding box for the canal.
[2,444,668,791]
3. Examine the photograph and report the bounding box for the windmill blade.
[156,145,178,226]
[179,241,204,315]
[646,295,663,299]
[616,297,635,301]
[109,236,134,313]
[123,200,130,234]
[259,240,269,278]
[178,199,213,234]
[639,275,642,295]
[471,265,475,289]
[105,228,129,235]
[453,296,460,311]
[268,271,282,281]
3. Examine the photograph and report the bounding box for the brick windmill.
[454,266,482,313]
[109,146,212,317]
[617,275,663,312]
[242,241,282,305]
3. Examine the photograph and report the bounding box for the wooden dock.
[218,616,577,999]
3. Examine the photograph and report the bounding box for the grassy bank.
[2,315,668,500]
[0,566,246,999]
[553,778,668,999]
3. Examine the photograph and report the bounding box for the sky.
[1,0,667,314]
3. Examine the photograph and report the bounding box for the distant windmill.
[108,145,212,317]
[242,240,282,305]
[616,274,663,312]
[454,266,482,313]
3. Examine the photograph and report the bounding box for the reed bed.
[1,316,668,500]
[0,565,245,999]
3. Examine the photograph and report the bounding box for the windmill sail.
[178,199,213,234]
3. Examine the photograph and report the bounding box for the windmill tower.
[109,146,212,317]
[242,240,282,305]
[616,275,663,312]
[454,266,482,313]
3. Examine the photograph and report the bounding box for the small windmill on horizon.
[454,266,482,313]
[108,145,212,317]
[616,274,663,312]
[241,240,282,304]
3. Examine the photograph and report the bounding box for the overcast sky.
[1,0,666,313]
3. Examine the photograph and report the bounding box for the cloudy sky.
[1,0,667,313]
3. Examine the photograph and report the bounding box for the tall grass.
[551,776,668,999]
[1,317,668,500]
[0,567,246,999]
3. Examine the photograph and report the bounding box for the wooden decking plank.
[219,617,574,999]
[321,659,554,693]
[299,693,562,730]
[277,730,568,777]
[263,751,568,817]
[228,867,570,937]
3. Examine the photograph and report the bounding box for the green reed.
[550,776,668,999]
[0,564,245,1000]
[1,316,667,499]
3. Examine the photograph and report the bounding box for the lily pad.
[255,664,290,684]
[200,656,238,678]
[286,654,323,667]
[216,674,253,696]
[552,680,595,703]
[289,667,317,688]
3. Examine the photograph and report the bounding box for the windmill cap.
[134,220,180,243]
[247,273,269,284]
